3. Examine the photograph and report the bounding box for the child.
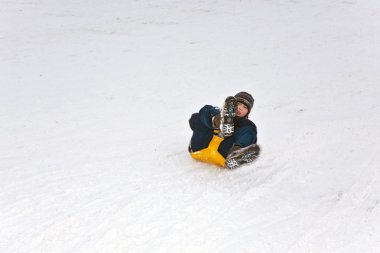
[188,92,260,169]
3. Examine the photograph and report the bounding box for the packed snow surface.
[1,0,380,252]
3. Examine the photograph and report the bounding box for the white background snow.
[1,0,380,252]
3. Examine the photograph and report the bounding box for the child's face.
[236,102,249,117]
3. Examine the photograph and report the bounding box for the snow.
[1,0,380,252]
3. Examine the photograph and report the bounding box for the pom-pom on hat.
[235,91,254,114]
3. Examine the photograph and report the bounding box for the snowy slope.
[1,0,380,252]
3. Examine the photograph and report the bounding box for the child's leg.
[218,125,257,157]
[189,105,220,152]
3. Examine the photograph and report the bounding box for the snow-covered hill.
[1,0,380,252]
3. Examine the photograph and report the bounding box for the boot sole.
[221,96,237,137]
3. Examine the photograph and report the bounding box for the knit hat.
[235,91,254,114]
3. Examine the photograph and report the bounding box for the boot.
[221,96,237,137]
[225,144,260,169]
[227,144,241,157]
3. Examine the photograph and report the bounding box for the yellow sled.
[190,131,225,167]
